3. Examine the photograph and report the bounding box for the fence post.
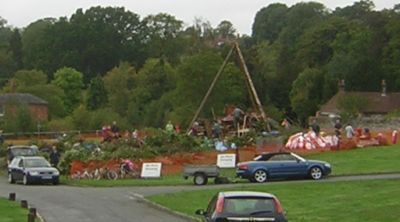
[21,200,28,208]
[9,193,16,201]
[29,208,37,217]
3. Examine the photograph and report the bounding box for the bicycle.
[119,163,140,179]
[94,167,118,180]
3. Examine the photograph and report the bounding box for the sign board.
[141,162,162,178]
[217,154,236,168]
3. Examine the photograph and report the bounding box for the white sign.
[141,162,162,178]
[217,154,236,168]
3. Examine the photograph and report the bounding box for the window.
[269,154,297,161]
[207,194,218,215]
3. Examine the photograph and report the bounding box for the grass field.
[62,145,400,187]
[148,179,400,222]
[0,198,31,222]
[304,145,400,175]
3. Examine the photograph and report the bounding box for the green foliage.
[86,76,108,110]
[103,62,135,116]
[52,67,84,113]
[290,68,324,123]
[337,95,368,121]
[47,117,74,131]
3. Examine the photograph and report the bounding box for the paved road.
[1,173,400,222]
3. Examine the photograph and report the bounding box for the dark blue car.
[8,156,60,185]
[236,152,331,183]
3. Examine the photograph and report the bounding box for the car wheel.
[53,178,59,185]
[22,175,29,185]
[310,166,323,180]
[253,169,268,183]
[193,173,208,185]
[8,173,15,184]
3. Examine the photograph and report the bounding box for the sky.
[1,0,398,35]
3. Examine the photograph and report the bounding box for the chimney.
[338,79,345,92]
[381,79,386,97]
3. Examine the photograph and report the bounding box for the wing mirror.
[195,209,206,216]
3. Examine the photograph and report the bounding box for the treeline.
[0,0,399,132]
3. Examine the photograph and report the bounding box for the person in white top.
[345,124,354,139]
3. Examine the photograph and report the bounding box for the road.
[1,173,400,222]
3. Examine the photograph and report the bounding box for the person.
[189,121,199,136]
[212,121,222,139]
[233,106,244,128]
[0,130,4,144]
[344,123,354,139]
[310,119,320,136]
[111,121,120,138]
[281,118,291,129]
[392,129,398,144]
[334,119,342,137]
[6,144,13,165]
[165,121,174,133]
[49,146,60,168]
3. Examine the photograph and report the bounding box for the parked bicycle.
[119,160,140,179]
[94,167,118,180]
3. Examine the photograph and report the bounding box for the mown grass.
[305,145,400,175]
[62,145,400,187]
[0,198,31,222]
[148,179,400,222]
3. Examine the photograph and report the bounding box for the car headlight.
[324,163,331,168]
[29,171,39,176]
[53,171,60,176]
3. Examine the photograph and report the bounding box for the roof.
[221,191,276,199]
[0,93,48,105]
[319,91,400,114]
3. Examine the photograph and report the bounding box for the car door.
[278,154,308,177]
[205,194,218,221]
[265,154,288,177]
[14,159,25,181]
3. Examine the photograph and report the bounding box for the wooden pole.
[234,42,270,131]
[186,46,235,133]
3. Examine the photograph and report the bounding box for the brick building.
[0,93,48,121]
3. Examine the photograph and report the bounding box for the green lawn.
[0,198,31,222]
[63,145,400,187]
[305,145,400,175]
[148,179,400,222]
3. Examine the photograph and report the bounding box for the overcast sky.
[1,0,398,35]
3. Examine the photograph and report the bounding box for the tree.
[215,20,236,40]
[252,3,288,43]
[13,69,47,87]
[52,67,83,113]
[86,76,108,110]
[103,62,135,116]
[170,51,246,126]
[9,29,23,70]
[21,18,56,75]
[0,17,13,86]
[290,68,324,124]
[21,84,67,119]
[143,13,185,64]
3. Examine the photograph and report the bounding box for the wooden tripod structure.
[186,42,269,133]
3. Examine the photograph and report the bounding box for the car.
[8,156,60,185]
[236,152,331,183]
[6,145,39,165]
[196,191,287,222]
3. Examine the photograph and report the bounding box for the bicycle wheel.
[107,170,118,180]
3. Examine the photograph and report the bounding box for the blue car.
[236,152,331,183]
[8,156,60,185]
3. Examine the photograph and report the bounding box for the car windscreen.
[25,159,50,168]
[223,197,275,216]
[11,148,38,156]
